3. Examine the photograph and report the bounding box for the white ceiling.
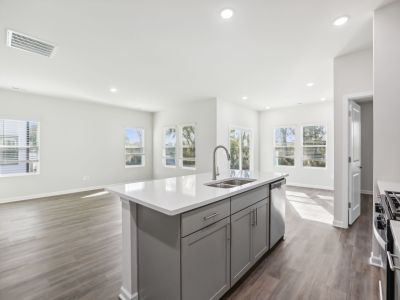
[0,0,392,111]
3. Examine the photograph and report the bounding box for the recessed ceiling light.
[298,102,303,105]
[265,106,271,110]
[321,97,327,101]
[109,87,118,93]
[220,9,234,20]
[333,16,349,26]
[306,82,314,87]
[242,96,248,100]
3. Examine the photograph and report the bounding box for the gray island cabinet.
[107,172,287,300]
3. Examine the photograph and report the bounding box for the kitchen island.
[107,171,287,300]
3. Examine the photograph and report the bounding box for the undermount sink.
[205,178,256,189]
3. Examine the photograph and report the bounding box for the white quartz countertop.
[377,180,400,195]
[107,171,287,215]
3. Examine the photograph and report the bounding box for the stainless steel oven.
[375,191,400,300]
[375,196,389,299]
[386,223,400,300]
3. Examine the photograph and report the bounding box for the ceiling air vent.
[6,30,56,57]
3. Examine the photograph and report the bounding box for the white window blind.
[0,119,40,176]
[302,125,327,168]
[163,127,177,167]
[274,127,296,166]
[180,125,195,169]
[124,128,145,167]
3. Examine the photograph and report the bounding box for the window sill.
[302,166,327,170]
[125,165,145,168]
[181,166,196,170]
[0,171,40,178]
[164,165,177,169]
[275,165,296,168]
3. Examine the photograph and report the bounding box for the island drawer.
[181,199,230,237]
[231,185,269,214]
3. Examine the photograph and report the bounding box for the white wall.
[333,48,373,227]
[359,101,373,194]
[371,1,400,264]
[259,102,334,189]
[374,2,400,186]
[216,100,259,174]
[0,89,153,202]
[152,99,217,179]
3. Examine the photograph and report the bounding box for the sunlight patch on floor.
[81,190,109,198]
[316,194,334,201]
[286,191,309,198]
[286,190,334,225]
[288,201,333,225]
[286,195,317,204]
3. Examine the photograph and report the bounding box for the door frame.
[348,101,362,225]
[339,91,373,229]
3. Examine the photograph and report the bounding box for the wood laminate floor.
[225,188,383,300]
[0,187,382,300]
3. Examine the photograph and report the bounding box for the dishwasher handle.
[271,179,286,189]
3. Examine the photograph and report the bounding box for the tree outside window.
[274,127,295,166]
[163,127,177,167]
[124,128,145,167]
[302,125,327,168]
[229,128,252,171]
[181,125,195,169]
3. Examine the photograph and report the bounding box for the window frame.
[228,126,253,172]
[124,127,145,168]
[0,118,41,178]
[301,123,328,169]
[179,123,196,170]
[162,126,177,168]
[273,126,296,168]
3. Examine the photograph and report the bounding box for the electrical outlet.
[82,175,90,181]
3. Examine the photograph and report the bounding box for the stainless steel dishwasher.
[269,178,287,249]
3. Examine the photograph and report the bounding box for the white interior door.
[349,101,362,225]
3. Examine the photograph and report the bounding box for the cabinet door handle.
[251,210,256,226]
[387,251,400,271]
[255,208,258,226]
[203,212,219,221]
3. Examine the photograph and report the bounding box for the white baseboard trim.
[333,219,348,229]
[369,251,383,268]
[287,182,334,191]
[119,287,138,300]
[361,189,373,195]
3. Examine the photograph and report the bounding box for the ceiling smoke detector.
[6,29,56,57]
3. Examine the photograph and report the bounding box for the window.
[181,125,195,169]
[274,127,295,166]
[229,128,252,171]
[124,128,145,167]
[302,125,327,168]
[163,127,177,167]
[0,119,40,176]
